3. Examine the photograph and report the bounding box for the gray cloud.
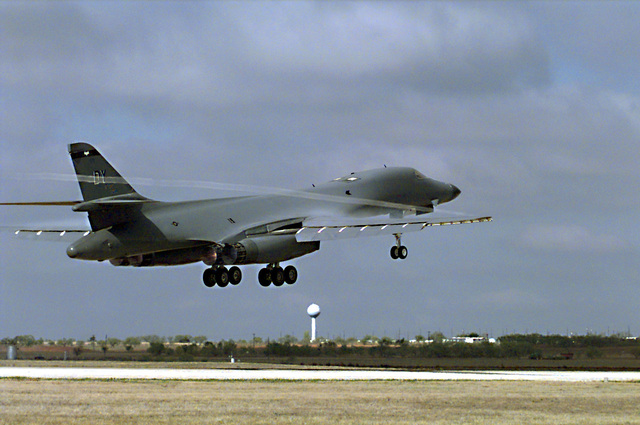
[521,224,631,253]
[1,1,639,340]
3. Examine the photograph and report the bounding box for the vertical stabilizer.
[68,142,150,231]
[68,142,137,201]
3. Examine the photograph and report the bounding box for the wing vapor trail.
[9,172,433,213]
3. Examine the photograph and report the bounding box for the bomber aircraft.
[3,143,491,288]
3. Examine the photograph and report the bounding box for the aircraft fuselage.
[66,167,460,267]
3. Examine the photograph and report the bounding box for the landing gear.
[203,265,242,288]
[390,245,408,259]
[272,267,285,287]
[229,266,242,285]
[390,234,408,260]
[258,264,298,287]
[215,267,229,287]
[204,264,298,288]
[284,265,298,285]
[203,268,216,287]
[258,268,271,287]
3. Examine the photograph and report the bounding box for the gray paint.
[65,144,476,278]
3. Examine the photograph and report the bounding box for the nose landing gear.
[390,233,408,260]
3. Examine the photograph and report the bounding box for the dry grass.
[1,379,639,425]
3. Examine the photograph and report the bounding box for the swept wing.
[9,228,90,242]
[295,215,492,242]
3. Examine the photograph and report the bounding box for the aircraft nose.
[450,184,461,200]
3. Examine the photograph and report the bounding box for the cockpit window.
[333,175,360,182]
[414,170,426,179]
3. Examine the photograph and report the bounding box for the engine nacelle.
[108,236,319,267]
[109,245,215,267]
[234,235,319,265]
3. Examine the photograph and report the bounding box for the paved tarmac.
[2,367,640,381]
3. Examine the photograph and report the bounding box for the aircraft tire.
[258,268,271,287]
[216,267,230,288]
[390,246,399,259]
[272,267,285,287]
[398,246,408,259]
[229,266,242,285]
[203,268,216,287]
[284,265,297,285]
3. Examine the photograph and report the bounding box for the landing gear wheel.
[271,267,285,287]
[229,266,242,285]
[284,265,298,285]
[258,268,271,287]
[391,234,408,260]
[203,268,216,287]
[216,267,229,288]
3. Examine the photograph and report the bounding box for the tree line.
[3,332,636,348]
[4,332,637,360]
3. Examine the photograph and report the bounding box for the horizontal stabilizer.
[295,216,492,242]
[72,194,156,212]
[0,201,80,206]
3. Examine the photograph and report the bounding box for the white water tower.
[307,303,321,342]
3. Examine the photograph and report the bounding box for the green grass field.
[2,378,639,424]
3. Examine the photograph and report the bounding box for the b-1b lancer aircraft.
[5,143,491,288]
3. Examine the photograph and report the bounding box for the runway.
[2,367,639,381]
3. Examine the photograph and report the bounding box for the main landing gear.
[390,233,408,260]
[258,264,298,287]
[203,265,242,288]
[202,264,298,288]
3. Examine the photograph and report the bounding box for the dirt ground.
[1,379,639,425]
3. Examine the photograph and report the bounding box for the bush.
[147,342,166,356]
[177,353,194,362]
[495,341,532,358]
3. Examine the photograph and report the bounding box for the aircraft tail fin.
[68,143,153,231]
[68,142,139,202]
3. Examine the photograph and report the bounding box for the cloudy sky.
[1,1,639,342]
